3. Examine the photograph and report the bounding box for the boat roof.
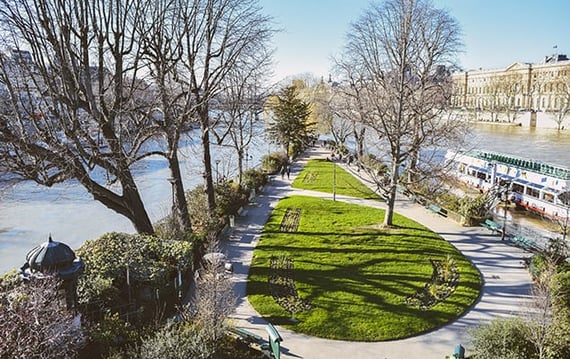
[466,150,570,181]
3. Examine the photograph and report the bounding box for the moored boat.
[445,150,570,220]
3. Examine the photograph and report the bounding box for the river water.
[0,134,276,274]
[467,124,570,167]
[1,125,568,274]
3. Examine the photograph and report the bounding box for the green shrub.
[186,182,249,235]
[242,168,268,192]
[359,154,388,174]
[529,254,549,281]
[551,270,570,316]
[130,320,266,359]
[0,269,22,291]
[77,233,193,307]
[261,152,288,174]
[469,317,536,359]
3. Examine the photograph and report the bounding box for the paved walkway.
[225,147,533,359]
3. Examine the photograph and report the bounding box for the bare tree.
[0,274,82,358]
[186,235,236,358]
[312,80,354,150]
[177,0,275,213]
[484,78,503,122]
[0,0,157,234]
[210,48,273,184]
[524,267,556,359]
[330,60,371,159]
[340,0,462,226]
[488,72,523,122]
[549,72,570,130]
[136,0,196,234]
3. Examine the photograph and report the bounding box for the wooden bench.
[480,219,501,233]
[229,327,263,345]
[229,324,282,359]
[510,234,540,252]
[427,204,448,217]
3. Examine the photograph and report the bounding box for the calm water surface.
[469,124,570,167]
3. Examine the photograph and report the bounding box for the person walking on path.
[280,165,286,179]
[286,165,290,179]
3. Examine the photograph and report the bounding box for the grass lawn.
[247,195,481,341]
[292,159,380,200]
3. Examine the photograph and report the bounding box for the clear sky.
[259,0,570,81]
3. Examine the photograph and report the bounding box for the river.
[0,135,275,274]
[1,125,568,274]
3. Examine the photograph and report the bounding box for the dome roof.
[25,235,77,272]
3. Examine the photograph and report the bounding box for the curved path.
[225,147,533,359]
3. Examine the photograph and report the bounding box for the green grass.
[292,159,380,200]
[247,195,481,341]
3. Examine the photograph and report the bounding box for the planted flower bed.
[405,255,460,310]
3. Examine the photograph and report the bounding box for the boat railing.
[471,150,570,180]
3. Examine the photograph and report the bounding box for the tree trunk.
[237,149,244,185]
[383,159,400,227]
[407,150,418,184]
[353,127,366,159]
[168,151,192,232]
[86,176,154,235]
[200,109,216,213]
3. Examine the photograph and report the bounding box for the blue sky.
[259,0,570,81]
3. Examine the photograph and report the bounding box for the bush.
[359,154,388,174]
[551,269,570,318]
[529,254,549,282]
[77,233,193,309]
[186,182,249,235]
[469,317,536,359]
[131,321,265,359]
[242,168,268,192]
[261,152,288,174]
[1,274,82,359]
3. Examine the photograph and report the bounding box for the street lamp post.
[167,177,177,213]
[499,181,511,241]
[215,160,220,182]
[333,160,337,201]
[167,177,177,235]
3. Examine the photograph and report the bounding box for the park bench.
[229,326,264,345]
[510,234,540,252]
[229,324,282,359]
[427,203,448,217]
[480,219,501,233]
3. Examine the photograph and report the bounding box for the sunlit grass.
[292,159,380,200]
[247,195,481,341]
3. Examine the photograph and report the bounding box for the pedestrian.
[287,165,291,179]
[280,165,286,179]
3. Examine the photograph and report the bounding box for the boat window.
[476,171,486,180]
[512,183,524,193]
[526,187,540,198]
[543,192,555,203]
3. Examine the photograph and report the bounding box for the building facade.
[451,54,570,117]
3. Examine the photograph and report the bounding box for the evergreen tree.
[266,85,314,158]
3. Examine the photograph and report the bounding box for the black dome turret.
[25,235,77,272]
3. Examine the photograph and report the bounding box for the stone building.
[451,53,570,126]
